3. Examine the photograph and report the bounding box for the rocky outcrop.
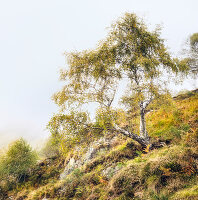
[60,136,117,179]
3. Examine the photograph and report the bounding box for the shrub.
[0,138,38,182]
[40,136,60,158]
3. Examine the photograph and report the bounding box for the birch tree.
[48,13,188,148]
[183,33,198,73]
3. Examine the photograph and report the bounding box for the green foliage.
[48,12,189,150]
[47,111,92,155]
[54,12,186,111]
[95,108,118,130]
[40,136,60,158]
[190,33,198,49]
[182,32,198,73]
[151,193,169,200]
[0,138,38,182]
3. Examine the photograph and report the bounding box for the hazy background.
[0,0,197,149]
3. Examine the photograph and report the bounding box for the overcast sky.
[0,0,197,148]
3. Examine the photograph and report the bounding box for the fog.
[0,0,197,149]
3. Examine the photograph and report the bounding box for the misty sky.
[0,0,197,148]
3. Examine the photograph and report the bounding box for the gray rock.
[60,157,83,179]
[102,165,122,179]
[60,136,117,179]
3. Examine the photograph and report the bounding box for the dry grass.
[2,90,198,200]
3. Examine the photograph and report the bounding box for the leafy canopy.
[182,32,198,74]
[189,33,198,73]
[48,13,189,151]
[54,13,186,109]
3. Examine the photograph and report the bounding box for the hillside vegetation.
[0,89,197,200]
[1,13,197,200]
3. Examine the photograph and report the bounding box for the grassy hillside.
[0,90,197,200]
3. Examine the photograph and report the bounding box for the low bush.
[0,138,38,183]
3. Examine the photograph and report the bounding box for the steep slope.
[1,90,198,200]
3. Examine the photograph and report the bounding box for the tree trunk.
[139,102,150,143]
[91,124,150,147]
[113,124,150,147]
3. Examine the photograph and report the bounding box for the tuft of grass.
[170,184,198,200]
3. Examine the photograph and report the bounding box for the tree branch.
[143,96,153,109]
[113,124,150,146]
[85,123,150,146]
